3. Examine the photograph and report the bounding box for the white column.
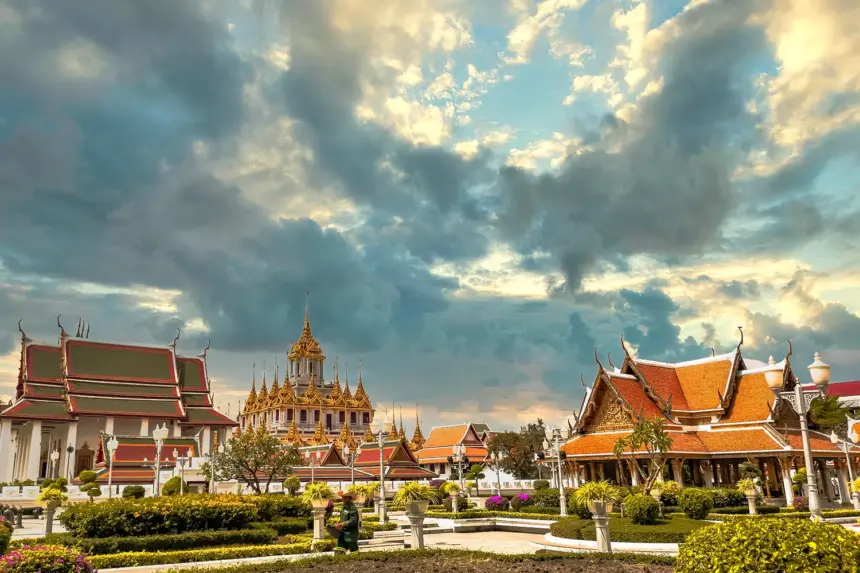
[702,461,714,487]
[0,420,13,482]
[628,460,639,486]
[173,423,182,437]
[26,420,43,480]
[838,463,851,504]
[202,426,212,455]
[140,418,150,436]
[64,422,78,481]
[104,416,115,435]
[672,459,685,487]
[780,458,794,507]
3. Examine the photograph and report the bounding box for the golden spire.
[312,418,329,445]
[277,375,295,404]
[363,426,374,443]
[304,372,321,403]
[244,364,257,413]
[398,407,406,440]
[411,405,426,450]
[268,361,280,406]
[354,358,369,405]
[329,356,343,402]
[283,419,305,446]
[342,363,353,401]
[258,369,269,404]
[288,291,325,360]
[337,421,357,449]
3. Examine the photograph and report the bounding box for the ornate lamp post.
[174,448,191,495]
[830,430,859,508]
[65,444,75,481]
[342,444,357,486]
[304,450,322,483]
[545,428,569,516]
[765,350,831,520]
[489,451,503,495]
[49,450,59,480]
[369,414,393,524]
[209,442,225,494]
[106,436,119,499]
[152,424,169,497]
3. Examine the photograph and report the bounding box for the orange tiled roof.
[696,428,783,453]
[415,446,487,463]
[633,364,690,410]
[672,356,734,410]
[608,374,668,420]
[719,371,774,423]
[563,431,707,457]
[422,425,469,448]
[783,430,844,453]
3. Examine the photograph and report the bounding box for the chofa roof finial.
[711,347,716,356]
[736,326,744,350]
[580,374,588,389]
[171,328,181,348]
[199,339,211,359]
[57,314,67,338]
[607,352,616,370]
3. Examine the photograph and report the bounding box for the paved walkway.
[422,531,543,554]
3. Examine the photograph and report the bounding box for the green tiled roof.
[181,393,212,406]
[26,345,63,381]
[69,395,184,417]
[66,340,176,383]
[183,407,238,426]
[25,383,65,399]
[68,380,179,398]
[1,399,72,420]
[177,358,208,391]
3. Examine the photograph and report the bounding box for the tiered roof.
[562,335,846,459]
[289,443,374,482]
[414,423,489,464]
[1,320,236,427]
[355,437,438,480]
[84,434,200,484]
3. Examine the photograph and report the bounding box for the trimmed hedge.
[624,494,659,525]
[550,516,709,544]
[73,529,278,555]
[676,518,860,572]
[88,541,336,569]
[708,505,780,515]
[709,508,860,521]
[58,494,258,537]
[0,517,10,555]
[678,488,713,520]
[250,518,311,535]
[244,495,311,521]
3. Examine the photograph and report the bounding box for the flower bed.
[11,528,279,555]
[0,544,93,573]
[425,510,559,521]
[550,516,709,544]
[58,494,258,537]
[87,541,335,569]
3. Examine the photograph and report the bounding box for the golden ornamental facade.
[239,298,375,447]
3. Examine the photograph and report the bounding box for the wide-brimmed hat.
[337,490,355,498]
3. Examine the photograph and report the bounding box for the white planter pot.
[587,500,613,516]
[310,499,330,509]
[406,500,430,515]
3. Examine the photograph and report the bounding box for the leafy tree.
[738,461,762,480]
[809,395,848,430]
[78,470,101,502]
[161,476,189,496]
[487,419,546,479]
[613,418,673,494]
[464,464,486,495]
[205,424,303,494]
[283,475,301,496]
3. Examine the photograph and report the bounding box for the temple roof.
[288,298,325,360]
[415,423,488,463]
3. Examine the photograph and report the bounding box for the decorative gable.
[588,396,635,432]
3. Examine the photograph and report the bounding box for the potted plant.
[301,482,335,509]
[574,480,621,515]
[393,482,439,515]
[36,485,68,535]
[852,478,860,510]
[737,478,758,515]
[347,484,368,505]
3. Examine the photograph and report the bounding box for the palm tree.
[465,464,486,496]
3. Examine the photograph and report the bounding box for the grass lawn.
[551,515,711,544]
[165,549,674,573]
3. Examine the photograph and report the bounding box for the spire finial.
[171,328,181,348]
[76,317,82,338]
[305,290,310,327]
[199,339,211,359]
[57,314,67,338]
[85,323,90,339]
[252,363,256,389]
[711,347,716,356]
[736,326,744,350]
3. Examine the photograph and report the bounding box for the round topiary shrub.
[658,480,681,507]
[510,493,534,511]
[485,495,510,511]
[676,518,860,573]
[443,496,468,511]
[161,476,189,496]
[678,487,713,520]
[624,493,659,525]
[532,479,550,491]
[533,487,561,507]
[122,485,146,499]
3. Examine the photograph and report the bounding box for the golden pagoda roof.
[411,410,426,450]
[288,295,325,360]
[243,368,257,414]
[282,419,305,446]
[258,372,268,404]
[276,377,295,404]
[336,423,357,449]
[303,373,322,404]
[363,426,374,443]
[354,361,370,406]
[311,419,329,445]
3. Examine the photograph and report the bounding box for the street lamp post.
[830,431,859,508]
[66,445,75,481]
[540,428,568,517]
[489,452,503,495]
[106,436,119,499]
[152,424,169,497]
[304,450,322,483]
[175,448,191,496]
[369,414,393,524]
[49,450,59,480]
[343,445,357,486]
[209,442,225,494]
[765,351,831,520]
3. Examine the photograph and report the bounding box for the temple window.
[314,410,320,422]
[350,412,356,424]
[252,414,256,426]
[300,410,307,423]
[275,410,280,422]
[287,409,293,421]
[339,411,345,423]
[362,412,370,424]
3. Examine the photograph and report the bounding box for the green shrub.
[161,476,189,496]
[88,541,334,569]
[0,544,92,573]
[443,496,469,511]
[532,487,561,507]
[624,493,659,525]
[658,480,681,507]
[550,516,707,544]
[567,493,593,520]
[121,485,146,499]
[0,517,11,555]
[510,493,535,511]
[709,505,780,515]
[77,470,101,502]
[709,487,745,508]
[678,488,713,520]
[533,480,550,491]
[250,517,310,535]
[58,494,257,537]
[520,505,559,515]
[676,518,860,573]
[244,494,311,521]
[283,476,301,496]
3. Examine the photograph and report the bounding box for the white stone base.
[532,533,679,556]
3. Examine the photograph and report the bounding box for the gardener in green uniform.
[334,490,360,553]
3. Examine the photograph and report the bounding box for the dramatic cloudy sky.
[1,0,859,432]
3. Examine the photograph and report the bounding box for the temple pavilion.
[0,318,237,484]
[562,333,854,506]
